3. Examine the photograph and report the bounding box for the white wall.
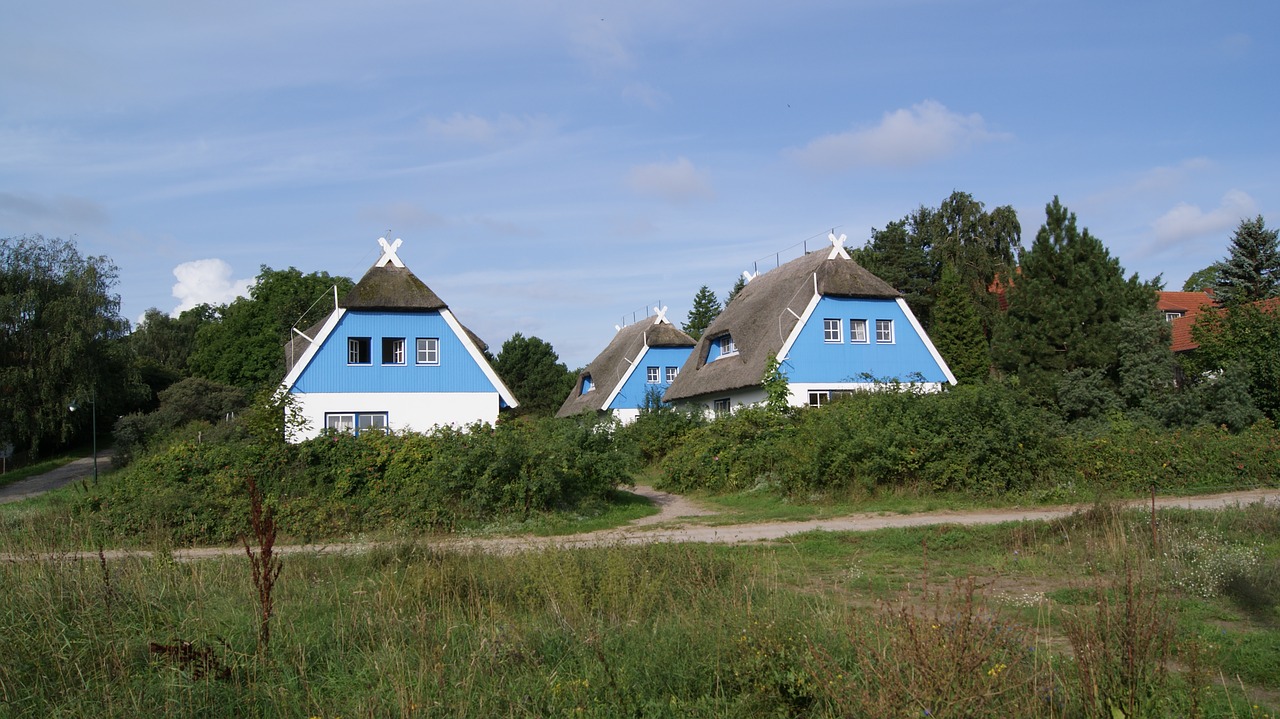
[288,391,501,442]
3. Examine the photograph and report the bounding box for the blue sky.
[3,1,1276,368]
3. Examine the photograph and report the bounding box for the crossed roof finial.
[376,237,405,268]
[828,231,849,260]
[653,305,670,325]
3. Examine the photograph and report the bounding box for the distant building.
[1158,290,1215,353]
[557,308,697,425]
[281,238,517,441]
[663,233,956,415]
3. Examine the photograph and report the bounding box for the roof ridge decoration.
[652,305,670,325]
[827,231,850,260]
[376,237,405,268]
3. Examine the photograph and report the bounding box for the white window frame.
[348,337,371,365]
[714,335,738,358]
[875,319,894,344]
[416,337,440,365]
[382,337,406,365]
[823,318,842,343]
[325,412,388,435]
[665,366,678,383]
[1164,311,1183,322]
[849,319,869,343]
[713,398,731,416]
[646,366,660,384]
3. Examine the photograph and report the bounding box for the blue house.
[281,238,517,440]
[663,233,956,415]
[557,308,697,424]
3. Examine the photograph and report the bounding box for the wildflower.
[987,662,1007,677]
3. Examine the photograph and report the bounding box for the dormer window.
[711,334,738,360]
[582,374,594,393]
[1164,311,1184,322]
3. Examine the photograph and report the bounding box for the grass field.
[2,497,1276,718]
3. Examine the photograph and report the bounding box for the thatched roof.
[557,315,696,417]
[282,252,487,374]
[663,249,900,402]
[340,265,447,311]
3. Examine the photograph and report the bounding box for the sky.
[2,0,1277,368]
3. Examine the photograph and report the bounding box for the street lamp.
[68,388,97,484]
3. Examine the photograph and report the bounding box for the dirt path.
[8,484,1279,563]
[0,451,113,505]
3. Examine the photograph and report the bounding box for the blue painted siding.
[293,311,498,393]
[608,346,693,410]
[705,334,736,363]
[784,297,947,383]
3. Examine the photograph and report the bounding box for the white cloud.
[626,157,714,203]
[1151,189,1257,244]
[422,113,551,144]
[622,82,668,109]
[788,100,1008,171]
[170,259,254,315]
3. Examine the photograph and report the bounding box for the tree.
[725,273,747,306]
[1187,301,1280,421]
[130,304,216,403]
[930,264,988,383]
[1182,263,1220,292]
[188,267,353,390]
[852,191,1020,338]
[1215,215,1279,306]
[492,333,575,418]
[991,197,1157,403]
[683,285,721,340]
[0,235,142,455]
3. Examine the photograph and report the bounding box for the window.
[382,337,405,365]
[582,374,594,393]
[713,398,731,416]
[665,366,678,383]
[809,390,855,407]
[823,318,842,343]
[325,412,388,435]
[348,337,371,364]
[416,337,440,365]
[1164,311,1184,322]
[714,334,737,358]
[849,319,868,343]
[875,319,894,343]
[646,366,659,383]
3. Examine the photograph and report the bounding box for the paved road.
[7,484,1279,562]
[0,451,112,504]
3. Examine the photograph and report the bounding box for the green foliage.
[187,266,353,390]
[760,352,790,414]
[88,414,636,544]
[111,377,249,465]
[492,332,574,417]
[129,305,215,401]
[0,235,144,456]
[1183,263,1221,292]
[853,191,1020,339]
[660,383,1063,496]
[615,398,707,464]
[931,263,989,382]
[992,197,1157,403]
[1215,215,1279,306]
[724,272,747,306]
[682,285,721,340]
[1188,301,1280,420]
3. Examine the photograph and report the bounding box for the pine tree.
[929,264,988,383]
[724,274,747,307]
[682,285,722,340]
[991,197,1156,401]
[1215,215,1279,306]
